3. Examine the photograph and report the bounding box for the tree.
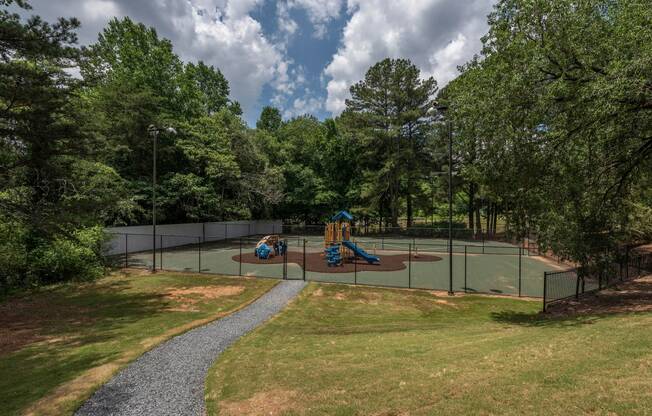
[179,61,230,118]
[256,106,282,132]
[444,0,652,266]
[343,58,437,226]
[0,0,125,286]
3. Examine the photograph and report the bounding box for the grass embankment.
[0,270,277,416]
[206,283,652,415]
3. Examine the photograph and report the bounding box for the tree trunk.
[493,205,498,235]
[406,178,413,228]
[475,204,483,237]
[468,182,475,232]
[486,202,491,236]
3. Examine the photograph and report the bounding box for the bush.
[30,227,107,285]
[0,223,108,290]
[0,222,28,289]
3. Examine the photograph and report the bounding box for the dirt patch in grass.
[165,285,245,301]
[546,275,652,316]
[234,251,441,273]
[0,298,92,355]
[163,285,245,312]
[218,389,299,416]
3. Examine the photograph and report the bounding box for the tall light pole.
[435,105,454,295]
[447,115,453,296]
[148,125,177,272]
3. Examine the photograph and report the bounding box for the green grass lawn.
[206,283,652,416]
[0,270,277,416]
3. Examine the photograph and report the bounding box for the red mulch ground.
[233,251,441,273]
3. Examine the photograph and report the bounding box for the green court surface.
[125,236,558,297]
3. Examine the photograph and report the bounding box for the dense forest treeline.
[1,0,650,287]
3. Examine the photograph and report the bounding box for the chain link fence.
[543,250,652,311]
[107,230,556,298]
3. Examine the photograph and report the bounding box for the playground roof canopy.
[331,210,354,221]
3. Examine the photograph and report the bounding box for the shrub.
[30,227,108,285]
[0,223,109,290]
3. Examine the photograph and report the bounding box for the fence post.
[160,235,163,270]
[198,237,202,273]
[482,233,485,253]
[518,247,522,297]
[464,245,467,293]
[302,239,306,281]
[354,243,357,285]
[124,234,128,268]
[202,222,206,243]
[408,243,412,288]
[283,239,287,280]
[542,272,548,312]
[239,238,242,276]
[225,223,229,241]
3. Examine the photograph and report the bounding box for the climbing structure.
[324,210,379,266]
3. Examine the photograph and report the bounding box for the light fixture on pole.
[148,125,177,273]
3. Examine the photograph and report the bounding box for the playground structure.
[255,235,286,259]
[324,211,380,267]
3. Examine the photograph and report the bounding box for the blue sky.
[28,0,495,126]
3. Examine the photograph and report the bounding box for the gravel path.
[76,280,306,416]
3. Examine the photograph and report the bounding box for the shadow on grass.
[0,277,188,415]
[0,278,177,355]
[490,310,601,327]
[496,276,652,328]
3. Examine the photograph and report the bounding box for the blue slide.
[342,240,380,264]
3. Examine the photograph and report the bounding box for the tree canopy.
[1,0,650,288]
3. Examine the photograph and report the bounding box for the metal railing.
[107,233,546,298]
[543,251,652,311]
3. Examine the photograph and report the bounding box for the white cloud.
[186,1,289,114]
[287,0,343,38]
[27,0,495,120]
[283,93,323,118]
[28,0,290,121]
[276,1,299,43]
[323,0,495,115]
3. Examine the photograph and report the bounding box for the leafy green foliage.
[256,106,282,132]
[0,1,125,288]
[2,0,649,286]
[343,58,438,226]
[443,0,652,265]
